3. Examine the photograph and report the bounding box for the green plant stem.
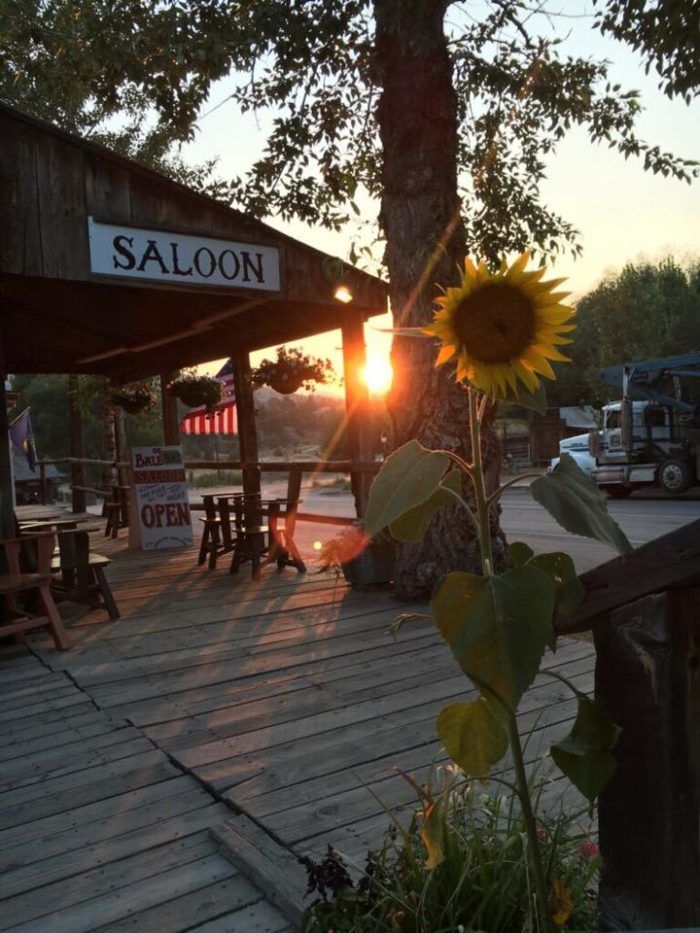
[485,471,542,508]
[468,387,553,933]
[467,389,493,577]
[506,710,553,933]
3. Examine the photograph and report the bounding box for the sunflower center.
[452,283,535,364]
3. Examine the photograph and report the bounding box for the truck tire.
[658,459,693,494]
[601,485,632,499]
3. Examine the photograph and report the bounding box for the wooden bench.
[229,494,306,580]
[50,529,120,620]
[0,533,70,650]
[104,484,130,539]
[197,494,239,569]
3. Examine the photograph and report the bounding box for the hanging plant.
[107,381,156,415]
[166,373,222,413]
[251,346,334,395]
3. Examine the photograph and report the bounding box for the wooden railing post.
[161,371,180,445]
[38,460,47,504]
[594,586,700,930]
[68,375,86,513]
[231,349,261,519]
[341,313,373,518]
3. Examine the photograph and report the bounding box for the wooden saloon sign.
[87,218,281,291]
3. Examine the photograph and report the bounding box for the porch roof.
[0,104,388,380]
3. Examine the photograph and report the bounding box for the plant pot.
[269,375,304,395]
[119,398,150,415]
[341,544,395,587]
[172,385,207,407]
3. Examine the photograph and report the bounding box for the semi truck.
[552,353,700,497]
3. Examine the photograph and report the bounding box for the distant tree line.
[550,257,700,407]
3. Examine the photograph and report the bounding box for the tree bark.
[374,0,504,598]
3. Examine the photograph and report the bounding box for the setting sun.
[362,353,393,395]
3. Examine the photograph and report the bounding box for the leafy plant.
[301,770,599,932]
[251,346,334,394]
[364,252,627,932]
[106,380,156,415]
[317,525,395,586]
[166,373,222,413]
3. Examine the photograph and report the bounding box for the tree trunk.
[374,0,504,598]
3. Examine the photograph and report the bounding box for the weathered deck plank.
[0,535,596,931]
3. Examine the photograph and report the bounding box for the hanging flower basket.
[107,382,156,415]
[251,346,334,395]
[167,374,222,413]
[269,373,305,395]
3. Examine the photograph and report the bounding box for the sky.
[183,2,699,394]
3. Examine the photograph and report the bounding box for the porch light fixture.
[334,284,353,304]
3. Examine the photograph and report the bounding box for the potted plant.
[251,346,334,394]
[166,373,222,413]
[107,381,156,415]
[318,524,395,587]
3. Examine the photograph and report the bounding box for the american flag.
[179,363,238,436]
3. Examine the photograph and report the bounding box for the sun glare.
[362,354,393,395]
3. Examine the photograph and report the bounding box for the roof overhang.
[0,104,388,379]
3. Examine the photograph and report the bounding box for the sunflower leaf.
[431,566,556,709]
[437,699,508,777]
[551,695,620,802]
[529,551,586,620]
[366,440,449,536]
[390,470,462,541]
[530,453,632,554]
[509,541,535,566]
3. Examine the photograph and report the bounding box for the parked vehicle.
[552,353,700,496]
[549,432,597,476]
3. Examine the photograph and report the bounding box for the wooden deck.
[0,533,595,929]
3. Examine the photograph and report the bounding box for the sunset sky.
[186,3,699,395]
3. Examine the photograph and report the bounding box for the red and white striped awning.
[180,401,238,436]
[179,372,238,436]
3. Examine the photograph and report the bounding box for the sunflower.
[424,251,575,398]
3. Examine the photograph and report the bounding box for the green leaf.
[390,470,461,542]
[530,454,632,554]
[507,381,547,415]
[366,440,449,537]
[437,699,508,777]
[551,695,620,802]
[530,551,586,620]
[431,566,556,709]
[509,541,535,566]
[550,747,617,804]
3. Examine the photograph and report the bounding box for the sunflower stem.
[486,471,542,508]
[468,388,493,576]
[468,386,553,933]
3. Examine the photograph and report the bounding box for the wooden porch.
[0,534,595,930]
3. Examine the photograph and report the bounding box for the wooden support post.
[161,372,180,446]
[230,349,261,507]
[341,314,373,518]
[594,586,700,930]
[68,374,86,514]
[0,356,15,539]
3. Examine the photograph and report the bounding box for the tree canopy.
[551,256,700,406]
[2,1,696,263]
